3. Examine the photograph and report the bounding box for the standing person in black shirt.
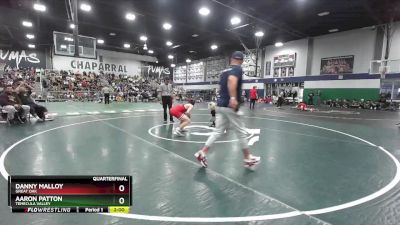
[158,78,174,123]
[194,51,261,170]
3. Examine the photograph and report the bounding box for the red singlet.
[170,104,187,119]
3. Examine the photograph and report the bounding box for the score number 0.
[118,185,125,205]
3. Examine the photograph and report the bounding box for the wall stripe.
[305,79,380,89]
[180,84,219,90]
[174,73,400,86]
[303,88,380,101]
[243,83,264,89]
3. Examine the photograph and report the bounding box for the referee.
[102,86,111,104]
[158,78,174,122]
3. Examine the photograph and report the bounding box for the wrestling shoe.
[194,151,208,168]
[45,114,54,121]
[174,128,184,137]
[20,117,27,123]
[244,155,261,170]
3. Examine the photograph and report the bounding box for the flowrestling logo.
[0,49,43,69]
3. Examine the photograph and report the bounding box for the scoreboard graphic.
[8,176,132,213]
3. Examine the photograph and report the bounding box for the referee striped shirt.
[158,83,173,97]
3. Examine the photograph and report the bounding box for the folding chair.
[0,107,10,125]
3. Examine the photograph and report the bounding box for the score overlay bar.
[11,206,130,213]
[8,176,132,213]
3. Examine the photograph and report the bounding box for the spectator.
[315,90,321,107]
[249,86,258,110]
[308,92,314,105]
[0,85,30,124]
[16,81,51,121]
[277,91,284,108]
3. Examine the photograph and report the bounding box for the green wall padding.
[303,88,380,101]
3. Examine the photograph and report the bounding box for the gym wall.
[52,49,157,75]
[384,22,400,60]
[264,39,309,77]
[303,79,380,101]
[311,28,376,74]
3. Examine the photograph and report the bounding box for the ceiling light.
[172,45,181,49]
[22,21,33,27]
[230,16,241,25]
[60,45,67,49]
[109,32,116,36]
[70,24,75,29]
[192,34,199,37]
[361,25,376,30]
[211,44,218,50]
[189,50,196,53]
[232,23,249,30]
[26,34,35,39]
[168,55,174,59]
[125,13,136,21]
[171,64,176,68]
[166,41,173,46]
[148,50,154,54]
[140,35,148,41]
[275,42,283,47]
[156,61,159,63]
[97,39,104,44]
[64,37,74,42]
[329,28,339,33]
[163,23,172,30]
[186,59,191,63]
[28,44,35,49]
[199,7,210,16]
[318,11,330,16]
[80,3,92,12]
[124,43,131,48]
[255,31,264,37]
[33,3,46,12]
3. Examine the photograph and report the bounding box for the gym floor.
[1,102,400,225]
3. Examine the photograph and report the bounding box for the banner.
[273,53,296,67]
[205,56,226,82]
[273,68,280,77]
[320,55,354,75]
[53,51,142,75]
[173,65,187,83]
[242,50,257,77]
[288,66,295,76]
[272,53,296,78]
[0,49,46,70]
[265,61,271,77]
[186,61,205,83]
[141,64,171,79]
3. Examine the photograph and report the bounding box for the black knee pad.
[211,110,216,117]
